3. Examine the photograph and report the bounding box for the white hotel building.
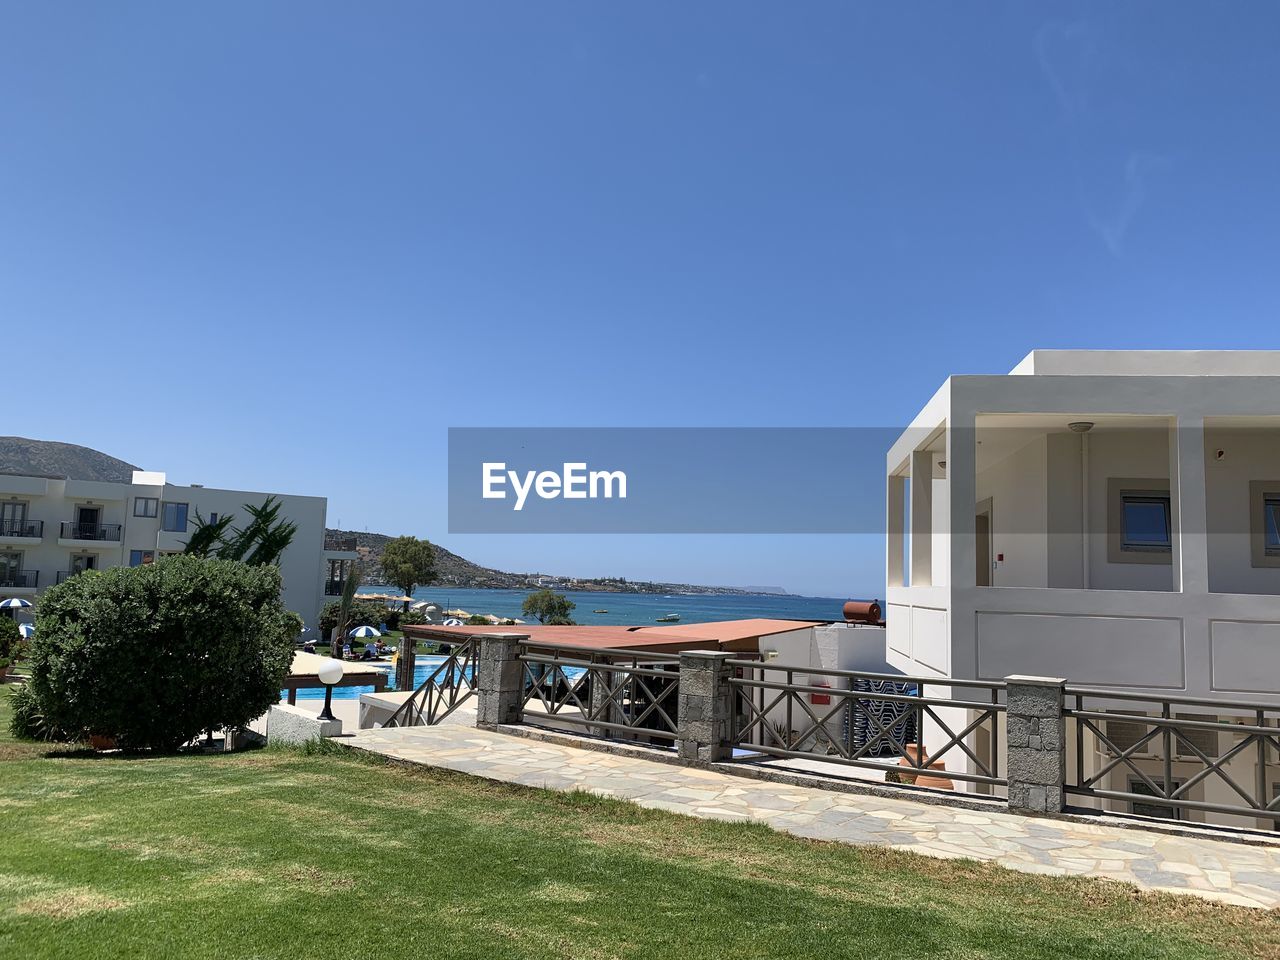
[0,469,357,625]
[887,350,1280,826]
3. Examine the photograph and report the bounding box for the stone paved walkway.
[347,725,1280,909]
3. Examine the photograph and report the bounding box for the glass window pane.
[1266,500,1280,549]
[1123,499,1170,545]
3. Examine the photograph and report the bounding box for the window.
[1249,482,1280,568]
[161,502,188,532]
[1128,777,1185,821]
[134,497,159,518]
[1120,494,1172,552]
[1107,478,1172,565]
[129,550,155,567]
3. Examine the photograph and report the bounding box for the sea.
[292,587,859,700]
[374,586,854,626]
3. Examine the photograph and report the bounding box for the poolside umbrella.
[348,625,382,639]
[18,623,35,638]
[1,598,32,619]
[442,618,464,626]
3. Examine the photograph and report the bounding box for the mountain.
[0,437,140,483]
[0,438,778,596]
[326,528,771,595]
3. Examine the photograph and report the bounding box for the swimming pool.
[286,656,585,700]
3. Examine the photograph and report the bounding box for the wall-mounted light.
[1068,421,1095,434]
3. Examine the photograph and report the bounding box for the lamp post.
[316,658,344,722]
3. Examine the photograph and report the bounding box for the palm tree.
[182,496,298,566]
[333,568,363,658]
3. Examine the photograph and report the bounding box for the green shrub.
[7,684,68,742]
[318,599,387,634]
[0,616,21,671]
[465,614,491,626]
[399,610,427,626]
[382,609,402,632]
[28,555,296,752]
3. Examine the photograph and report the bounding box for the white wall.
[1204,427,1280,595]
[975,435,1048,589]
[1086,427,1173,591]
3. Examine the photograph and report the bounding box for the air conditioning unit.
[1096,711,1220,761]
[1099,712,1157,758]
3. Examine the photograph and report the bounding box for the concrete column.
[677,651,734,764]
[887,474,906,588]
[1169,415,1209,595]
[1005,675,1067,814]
[475,633,528,730]
[910,449,933,587]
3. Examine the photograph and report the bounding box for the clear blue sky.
[4,3,1279,597]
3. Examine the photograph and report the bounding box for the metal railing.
[60,521,122,541]
[323,580,347,596]
[724,660,1007,788]
[1064,686,1280,824]
[519,642,682,742]
[383,635,480,727]
[0,518,42,538]
[325,536,358,551]
[0,569,38,589]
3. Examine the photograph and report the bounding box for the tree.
[332,568,363,658]
[183,496,298,566]
[380,536,436,609]
[27,555,296,751]
[522,589,575,625]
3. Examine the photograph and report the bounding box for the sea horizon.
[356,585,866,626]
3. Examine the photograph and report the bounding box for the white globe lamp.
[316,659,344,721]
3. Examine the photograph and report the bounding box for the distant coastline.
[328,527,792,596]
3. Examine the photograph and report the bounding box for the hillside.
[326,528,767,595]
[0,437,140,482]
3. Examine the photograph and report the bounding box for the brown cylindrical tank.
[842,600,883,624]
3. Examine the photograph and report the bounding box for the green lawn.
[0,690,1276,960]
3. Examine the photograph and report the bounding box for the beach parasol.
[348,625,382,639]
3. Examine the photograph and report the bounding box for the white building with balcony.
[0,469,356,625]
[886,350,1280,827]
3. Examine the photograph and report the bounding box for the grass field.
[0,690,1276,960]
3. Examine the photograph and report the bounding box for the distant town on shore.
[326,528,789,596]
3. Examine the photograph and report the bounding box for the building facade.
[0,469,356,625]
[886,350,1280,828]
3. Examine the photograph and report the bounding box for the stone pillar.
[476,634,528,730]
[1005,675,1067,814]
[395,632,416,692]
[677,651,734,764]
[588,658,619,737]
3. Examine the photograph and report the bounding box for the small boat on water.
[655,613,680,623]
[593,609,608,613]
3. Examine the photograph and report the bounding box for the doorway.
[976,498,993,587]
[76,505,100,538]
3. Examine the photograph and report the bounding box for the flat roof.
[402,618,824,653]
[1011,350,1280,378]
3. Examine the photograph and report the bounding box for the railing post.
[677,651,734,764]
[1004,675,1067,815]
[394,632,416,693]
[587,655,618,737]
[476,633,528,730]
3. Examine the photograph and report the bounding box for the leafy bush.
[383,609,402,632]
[28,555,296,752]
[318,599,387,634]
[465,614,491,626]
[7,684,68,742]
[399,610,427,627]
[0,616,21,671]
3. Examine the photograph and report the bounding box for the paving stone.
[346,725,1280,909]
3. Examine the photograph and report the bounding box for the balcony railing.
[0,569,38,589]
[324,580,347,596]
[325,536,358,552]
[0,518,43,538]
[60,521,122,541]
